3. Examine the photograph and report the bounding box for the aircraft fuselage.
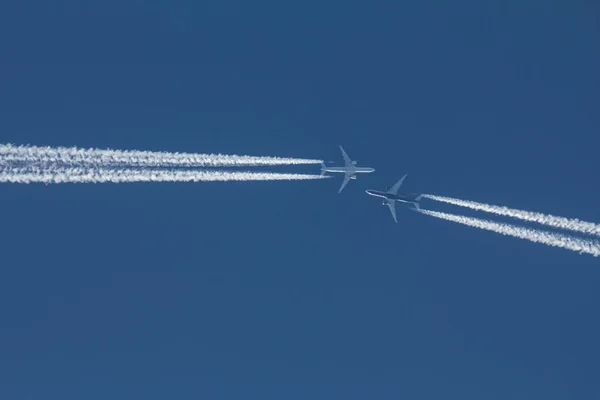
[365,189,421,204]
[324,167,375,174]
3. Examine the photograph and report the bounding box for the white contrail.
[0,144,322,167]
[418,209,600,257]
[423,194,600,237]
[0,166,329,184]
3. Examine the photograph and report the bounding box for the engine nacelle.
[352,161,357,165]
[351,175,357,179]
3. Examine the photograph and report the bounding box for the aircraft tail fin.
[320,162,327,176]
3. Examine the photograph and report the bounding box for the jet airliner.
[321,146,375,193]
[365,174,423,223]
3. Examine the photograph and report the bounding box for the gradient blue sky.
[1,1,599,399]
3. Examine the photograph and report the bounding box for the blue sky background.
[1,1,599,398]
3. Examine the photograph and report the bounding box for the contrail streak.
[418,209,600,257]
[0,144,322,168]
[0,166,329,184]
[423,194,600,237]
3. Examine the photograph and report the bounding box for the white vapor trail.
[0,144,322,168]
[418,209,600,257]
[424,194,600,237]
[0,167,329,184]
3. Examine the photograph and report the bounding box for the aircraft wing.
[388,174,408,195]
[387,200,398,223]
[339,145,353,168]
[338,172,353,193]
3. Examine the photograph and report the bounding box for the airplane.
[320,145,375,193]
[365,174,423,223]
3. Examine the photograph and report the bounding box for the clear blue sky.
[1,1,598,398]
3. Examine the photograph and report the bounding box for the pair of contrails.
[321,145,420,223]
[0,143,329,183]
[419,197,600,258]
